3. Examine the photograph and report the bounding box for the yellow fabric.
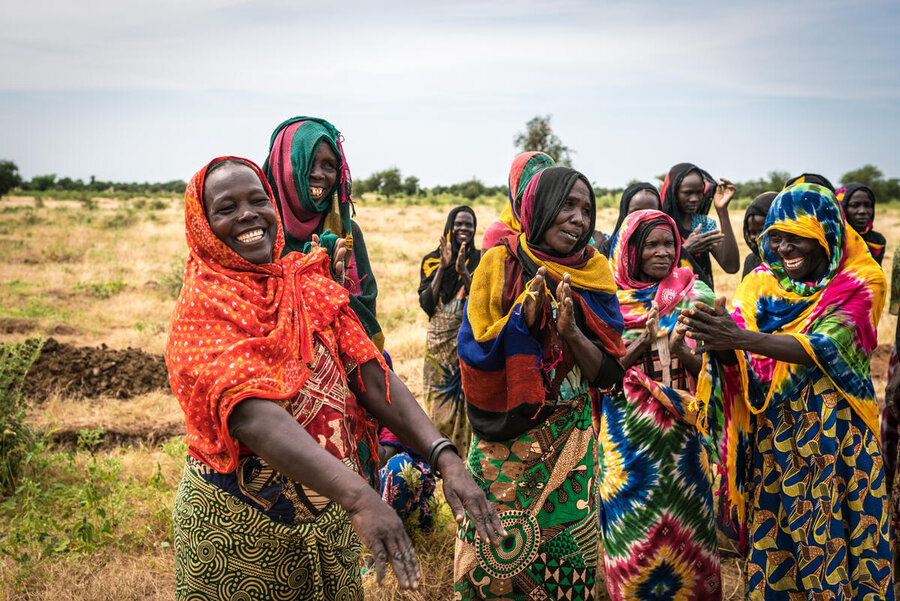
[518,236,617,294]
[498,204,522,235]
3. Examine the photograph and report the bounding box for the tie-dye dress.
[701,184,893,600]
[597,209,724,601]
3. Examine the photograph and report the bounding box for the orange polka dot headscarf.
[166,156,383,472]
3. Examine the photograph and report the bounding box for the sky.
[1,0,899,188]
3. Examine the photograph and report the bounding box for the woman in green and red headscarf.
[480,151,555,251]
[264,116,383,350]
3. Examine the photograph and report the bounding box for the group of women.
[164,114,894,601]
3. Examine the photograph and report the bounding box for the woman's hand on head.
[678,296,742,353]
[436,450,507,547]
[439,235,453,268]
[455,241,470,275]
[523,267,547,328]
[714,178,736,211]
[345,494,421,590]
[556,273,579,340]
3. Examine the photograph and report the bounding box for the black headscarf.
[784,173,835,193]
[418,206,480,318]
[838,183,885,265]
[740,192,777,279]
[600,182,661,257]
[660,162,717,287]
[523,167,597,262]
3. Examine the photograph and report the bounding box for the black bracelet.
[427,437,459,478]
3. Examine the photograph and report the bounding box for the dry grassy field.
[0,193,897,600]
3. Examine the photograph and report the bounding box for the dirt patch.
[48,423,185,449]
[0,317,35,334]
[23,337,169,401]
[872,342,893,379]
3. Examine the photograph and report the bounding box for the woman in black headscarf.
[418,206,480,454]
[740,191,777,278]
[837,183,885,266]
[660,162,739,289]
[598,182,661,256]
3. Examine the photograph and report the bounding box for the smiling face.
[203,163,278,265]
[747,215,766,244]
[452,211,475,246]
[309,141,339,200]
[638,227,676,282]
[845,189,874,233]
[676,171,705,216]
[541,179,592,255]
[627,189,661,214]
[767,229,829,282]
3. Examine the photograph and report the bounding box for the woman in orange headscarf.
[167,157,504,601]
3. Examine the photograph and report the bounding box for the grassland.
[0,192,897,600]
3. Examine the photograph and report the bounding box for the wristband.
[427,437,459,478]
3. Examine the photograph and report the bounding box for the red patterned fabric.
[166,156,386,473]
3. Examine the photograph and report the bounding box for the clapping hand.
[523,267,547,328]
[455,241,470,275]
[310,233,347,285]
[682,224,725,254]
[556,273,577,339]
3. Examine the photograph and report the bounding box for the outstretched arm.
[351,360,506,547]
[228,400,421,590]
[679,298,813,365]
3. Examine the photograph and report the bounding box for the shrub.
[0,338,44,495]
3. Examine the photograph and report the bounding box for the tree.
[379,168,402,200]
[0,160,22,197]
[840,164,899,202]
[29,174,57,192]
[403,175,419,196]
[513,115,573,167]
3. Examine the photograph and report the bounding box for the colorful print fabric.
[378,450,436,529]
[699,183,892,598]
[454,396,600,600]
[597,209,723,600]
[174,461,363,601]
[481,151,554,250]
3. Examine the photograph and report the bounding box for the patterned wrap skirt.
[173,460,363,601]
[454,395,599,600]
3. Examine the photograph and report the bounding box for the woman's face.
[203,163,278,265]
[452,211,475,246]
[309,142,339,200]
[747,215,766,244]
[638,227,676,282]
[845,190,874,233]
[542,179,592,255]
[767,229,828,282]
[676,172,705,215]
[627,190,660,214]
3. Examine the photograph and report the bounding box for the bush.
[0,338,44,495]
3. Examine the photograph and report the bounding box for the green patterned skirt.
[173,460,363,601]
[453,396,599,600]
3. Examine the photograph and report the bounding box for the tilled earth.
[23,337,170,402]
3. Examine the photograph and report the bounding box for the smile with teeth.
[310,187,324,198]
[782,256,804,270]
[562,230,579,241]
[236,228,265,243]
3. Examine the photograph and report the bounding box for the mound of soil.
[23,337,169,401]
